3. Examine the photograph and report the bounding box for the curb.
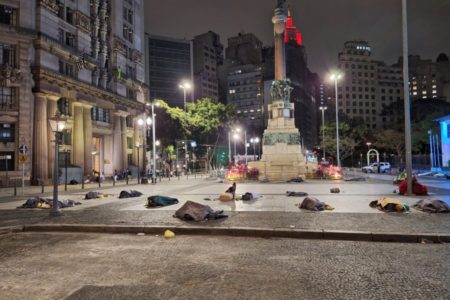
[11,224,450,244]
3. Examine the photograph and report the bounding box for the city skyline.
[144,0,450,76]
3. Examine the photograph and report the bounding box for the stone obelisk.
[248,0,316,181]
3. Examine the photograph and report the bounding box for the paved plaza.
[0,173,449,238]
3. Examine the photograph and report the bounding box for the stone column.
[112,115,123,170]
[83,107,93,176]
[132,119,141,167]
[72,105,85,168]
[121,116,128,169]
[33,93,48,183]
[272,4,287,81]
[47,100,57,179]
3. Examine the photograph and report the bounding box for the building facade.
[193,31,223,101]
[222,33,265,131]
[336,40,403,129]
[404,54,450,102]
[0,0,147,185]
[145,34,193,109]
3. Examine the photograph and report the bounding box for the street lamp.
[145,100,160,184]
[135,142,142,183]
[179,81,191,111]
[330,72,343,167]
[233,133,239,158]
[319,106,327,161]
[48,110,67,217]
[250,137,260,161]
[137,115,152,184]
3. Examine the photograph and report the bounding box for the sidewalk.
[0,176,449,242]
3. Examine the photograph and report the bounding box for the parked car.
[362,162,391,173]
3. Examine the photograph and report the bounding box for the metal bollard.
[113,177,116,187]
[126,175,129,185]
[40,179,44,194]
[81,177,85,189]
[14,181,17,196]
[98,178,101,188]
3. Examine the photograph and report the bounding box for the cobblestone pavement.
[0,232,448,300]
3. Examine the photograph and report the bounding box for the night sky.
[144,0,450,77]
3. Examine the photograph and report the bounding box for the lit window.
[413,92,417,95]
[432,90,437,94]
[237,110,241,114]
[432,85,437,88]
[412,86,417,90]
[422,96,426,99]
[432,95,437,98]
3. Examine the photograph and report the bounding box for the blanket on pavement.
[119,190,143,198]
[174,200,228,221]
[146,195,179,208]
[412,199,450,213]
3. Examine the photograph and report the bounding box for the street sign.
[19,154,28,162]
[19,145,28,154]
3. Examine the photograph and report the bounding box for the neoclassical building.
[0,0,147,185]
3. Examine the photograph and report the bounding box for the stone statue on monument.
[277,0,286,9]
[270,79,293,105]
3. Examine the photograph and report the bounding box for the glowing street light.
[179,81,192,111]
[48,110,67,216]
[319,106,327,161]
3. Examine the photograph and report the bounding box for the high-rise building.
[402,54,450,102]
[0,0,147,184]
[222,33,264,131]
[226,64,264,130]
[192,31,223,101]
[145,34,193,109]
[336,40,403,129]
[226,32,263,65]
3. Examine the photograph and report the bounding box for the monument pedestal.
[248,101,317,182]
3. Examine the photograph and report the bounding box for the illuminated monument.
[249,0,317,181]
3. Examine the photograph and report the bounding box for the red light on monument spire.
[284,10,303,46]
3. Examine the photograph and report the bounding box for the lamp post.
[402,0,413,195]
[250,137,260,161]
[319,106,327,161]
[48,110,67,217]
[179,81,191,111]
[135,142,141,183]
[330,72,343,167]
[146,100,159,184]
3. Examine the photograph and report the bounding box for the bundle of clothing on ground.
[398,177,428,196]
[119,190,143,199]
[18,198,81,209]
[145,195,179,208]
[84,191,110,199]
[299,197,334,211]
[174,200,228,221]
[286,191,308,197]
[412,199,449,213]
[369,197,410,212]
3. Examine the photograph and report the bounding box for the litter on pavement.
[164,230,175,238]
[412,199,450,213]
[174,200,228,221]
[330,187,340,193]
[145,195,179,208]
